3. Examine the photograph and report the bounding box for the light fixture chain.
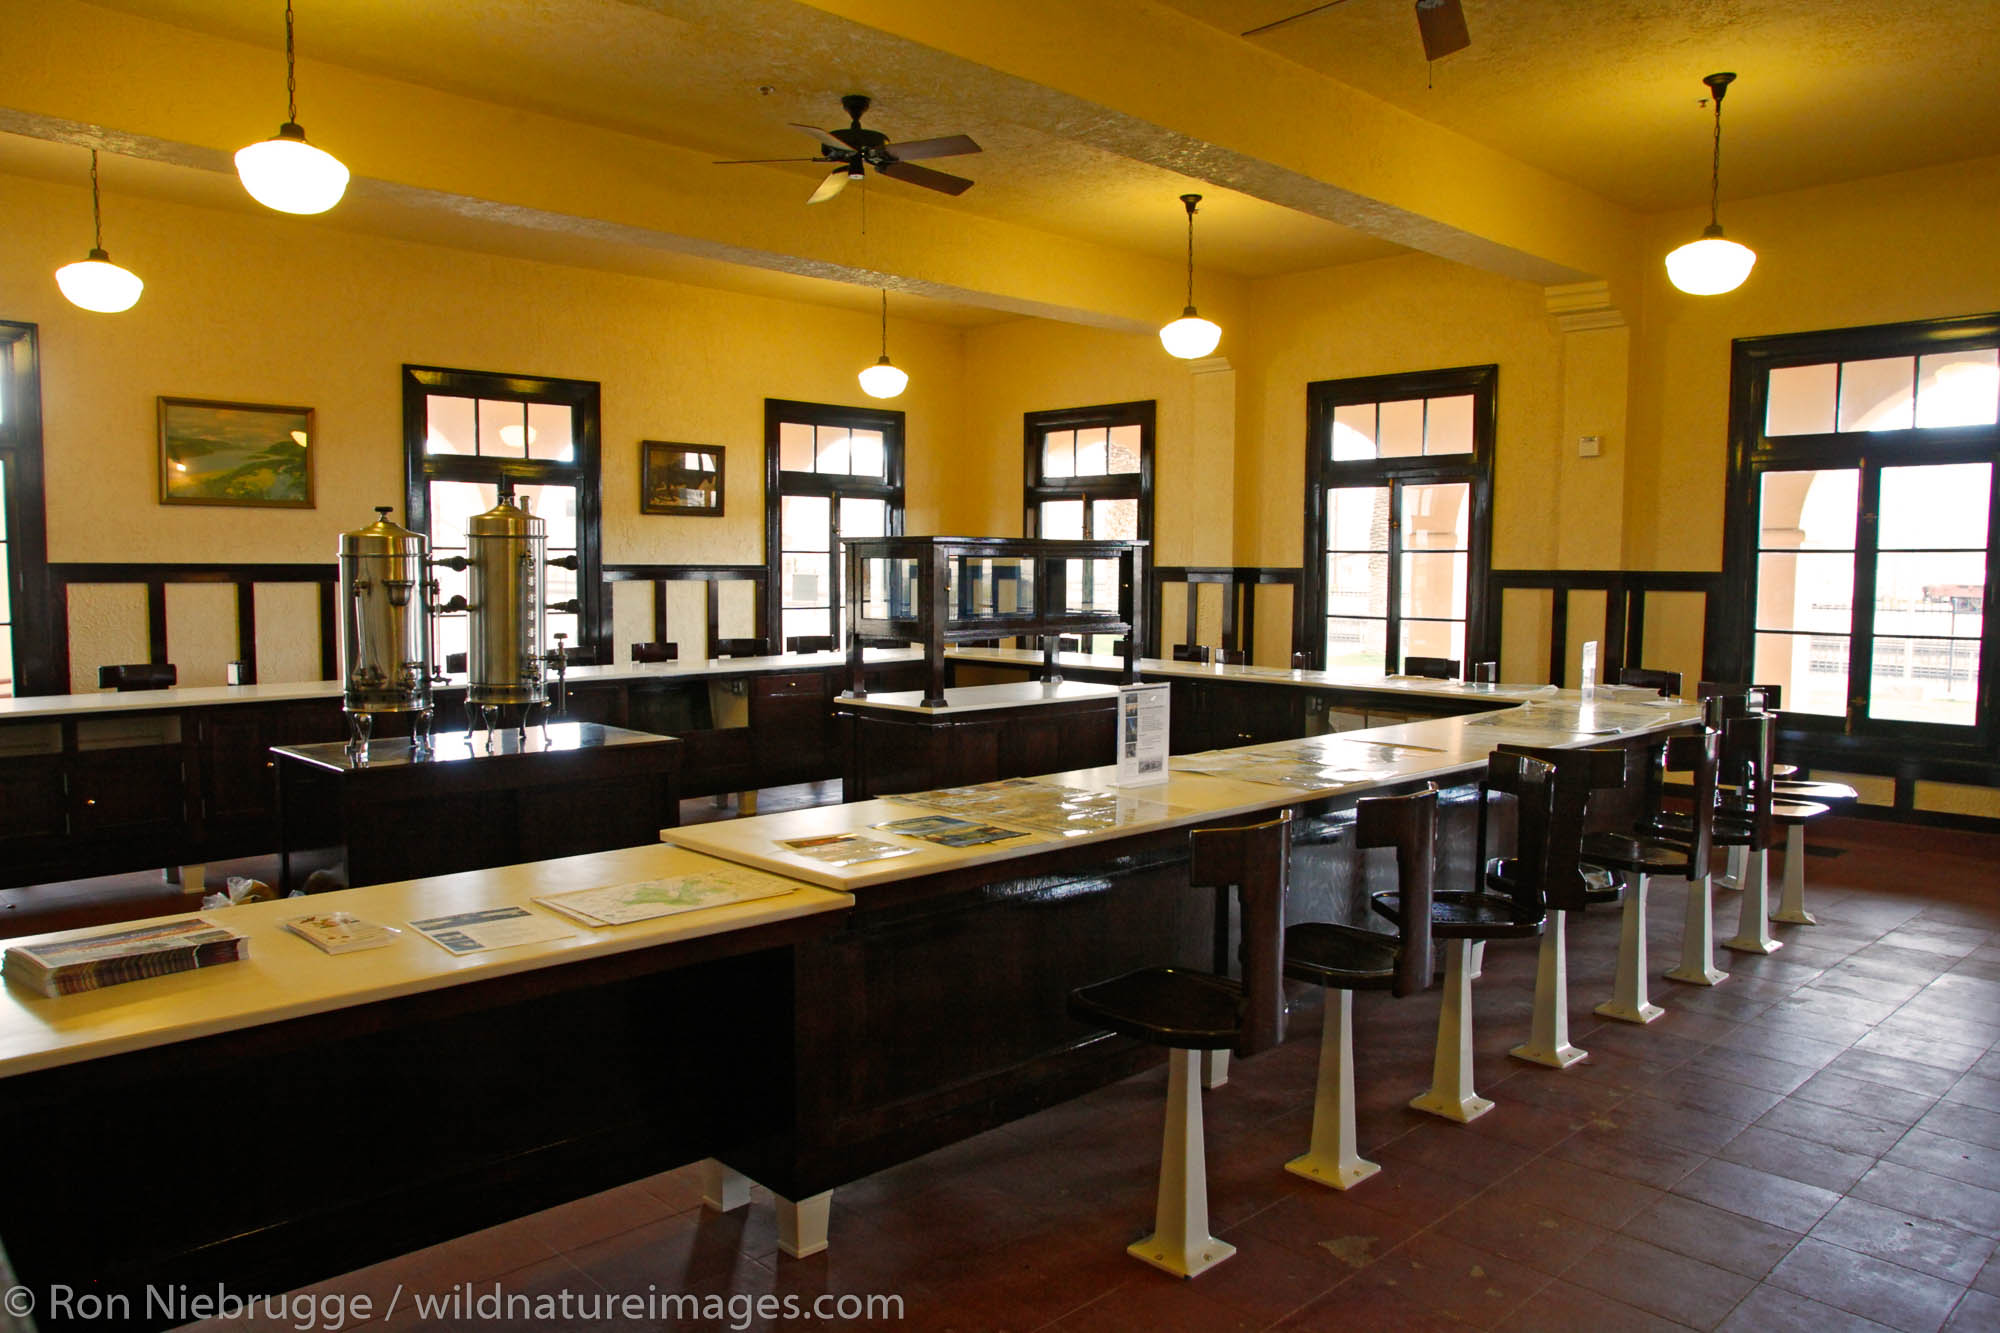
[88,148,103,251]
[1185,201,1196,308]
[285,0,298,125]
[880,288,889,359]
[1709,93,1724,228]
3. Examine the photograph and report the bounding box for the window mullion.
[1385,479,1404,673]
[1847,461,1883,732]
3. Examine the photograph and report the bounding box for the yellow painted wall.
[2,169,965,679]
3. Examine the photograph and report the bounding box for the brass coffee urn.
[337,506,435,760]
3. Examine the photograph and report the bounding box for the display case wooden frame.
[158,397,316,508]
[843,535,1146,706]
[642,441,725,516]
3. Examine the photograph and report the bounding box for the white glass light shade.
[235,124,349,215]
[1665,228,1756,295]
[1159,308,1222,359]
[858,357,909,400]
[55,250,143,313]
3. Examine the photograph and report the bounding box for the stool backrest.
[1699,680,1782,712]
[1664,727,1720,871]
[1172,643,1211,664]
[1495,743,1629,911]
[785,634,836,654]
[1214,647,1247,666]
[1720,713,1777,851]
[1403,655,1459,680]
[1290,651,1311,670]
[1356,785,1438,998]
[630,642,679,663]
[1616,666,1683,697]
[711,637,770,659]
[1478,751,1558,915]
[1187,810,1292,1058]
[98,663,177,691]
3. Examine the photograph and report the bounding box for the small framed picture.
[641,441,724,516]
[159,397,315,508]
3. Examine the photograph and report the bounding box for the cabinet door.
[0,755,67,841]
[69,746,185,833]
[750,673,834,784]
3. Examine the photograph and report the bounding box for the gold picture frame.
[641,441,724,516]
[158,397,316,508]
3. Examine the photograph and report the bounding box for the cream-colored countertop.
[0,844,846,1080]
[666,698,1701,893]
[835,678,1123,716]
[945,646,1590,702]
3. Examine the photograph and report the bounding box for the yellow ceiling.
[13,0,1995,327]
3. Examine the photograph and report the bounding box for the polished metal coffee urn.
[464,495,549,728]
[337,506,434,759]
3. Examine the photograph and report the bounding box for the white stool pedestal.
[1411,940,1493,1122]
[1723,849,1781,955]
[1511,911,1586,1067]
[698,1158,751,1213]
[1597,875,1665,1023]
[1666,872,1729,986]
[1715,845,1746,892]
[1286,990,1380,1189]
[1128,1048,1234,1277]
[1771,823,1818,926]
[1200,1049,1230,1089]
[777,1191,833,1259]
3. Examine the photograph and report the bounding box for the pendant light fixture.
[235,1,350,215]
[54,149,144,314]
[1665,72,1756,296]
[858,289,908,399]
[1159,193,1221,359]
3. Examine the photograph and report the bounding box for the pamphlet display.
[4,918,250,997]
[1116,682,1170,787]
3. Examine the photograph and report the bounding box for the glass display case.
[844,536,1146,705]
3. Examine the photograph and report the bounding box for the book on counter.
[3,917,250,998]
[283,911,400,955]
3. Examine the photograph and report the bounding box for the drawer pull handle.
[83,798,96,806]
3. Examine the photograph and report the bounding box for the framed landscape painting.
[641,441,724,516]
[158,397,315,507]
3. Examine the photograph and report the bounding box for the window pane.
[1765,363,1838,437]
[1401,552,1467,620]
[1107,424,1142,474]
[1331,404,1375,461]
[1402,482,1469,551]
[782,553,829,608]
[1074,427,1108,476]
[526,402,573,462]
[1424,394,1474,454]
[425,395,476,455]
[428,479,498,671]
[1040,498,1083,539]
[849,429,885,478]
[1092,497,1137,541]
[813,427,851,474]
[1869,637,1980,726]
[479,399,529,457]
[1838,357,1915,432]
[1915,349,1999,429]
[0,635,12,698]
[1759,469,1857,551]
[781,494,830,551]
[1873,552,1985,637]
[1324,616,1387,672]
[1878,463,1990,550]
[1754,632,1847,717]
[839,497,887,539]
[1402,618,1465,666]
[1041,430,1075,478]
[1756,552,1855,633]
[782,607,831,644]
[1378,399,1424,457]
[779,421,815,472]
[1326,553,1388,617]
[1327,487,1388,552]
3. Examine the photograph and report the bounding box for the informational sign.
[1116,682,1171,787]
[1579,639,1600,702]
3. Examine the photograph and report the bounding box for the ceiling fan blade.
[807,166,853,204]
[787,123,850,152]
[1415,0,1470,60]
[880,134,982,161]
[714,156,833,165]
[876,159,974,196]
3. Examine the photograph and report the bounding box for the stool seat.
[1068,967,1244,1049]
[1582,829,1693,876]
[1374,888,1543,939]
[1284,922,1400,990]
[1773,780,1857,803]
[1773,798,1830,825]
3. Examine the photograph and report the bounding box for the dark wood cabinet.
[0,753,67,842]
[836,693,1118,799]
[751,672,834,786]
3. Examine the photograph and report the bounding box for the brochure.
[407,906,571,955]
[283,912,400,955]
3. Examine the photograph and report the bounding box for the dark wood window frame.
[0,322,54,696]
[1300,364,1496,672]
[1719,311,2000,775]
[402,364,606,661]
[762,398,906,651]
[1022,400,1155,652]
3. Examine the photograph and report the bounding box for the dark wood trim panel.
[603,564,769,657]
[1482,569,1726,687]
[0,323,57,696]
[1151,565,1305,662]
[762,398,906,653]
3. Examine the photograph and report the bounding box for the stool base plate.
[1771,908,1818,926]
[1410,1090,1493,1122]
[1594,999,1665,1024]
[1665,965,1729,987]
[1285,1153,1380,1190]
[1722,935,1783,956]
[1128,1234,1235,1278]
[1509,1040,1587,1068]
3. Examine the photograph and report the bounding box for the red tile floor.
[181,816,1998,1331]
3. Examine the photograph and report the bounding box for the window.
[403,366,602,667]
[1302,365,1494,673]
[1726,314,2000,741]
[1024,401,1153,653]
[764,399,904,649]
[0,323,48,698]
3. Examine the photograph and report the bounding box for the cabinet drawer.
[753,673,828,699]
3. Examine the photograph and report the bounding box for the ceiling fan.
[714,94,982,204]
[1244,0,1470,62]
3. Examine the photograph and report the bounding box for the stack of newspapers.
[3,918,250,998]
